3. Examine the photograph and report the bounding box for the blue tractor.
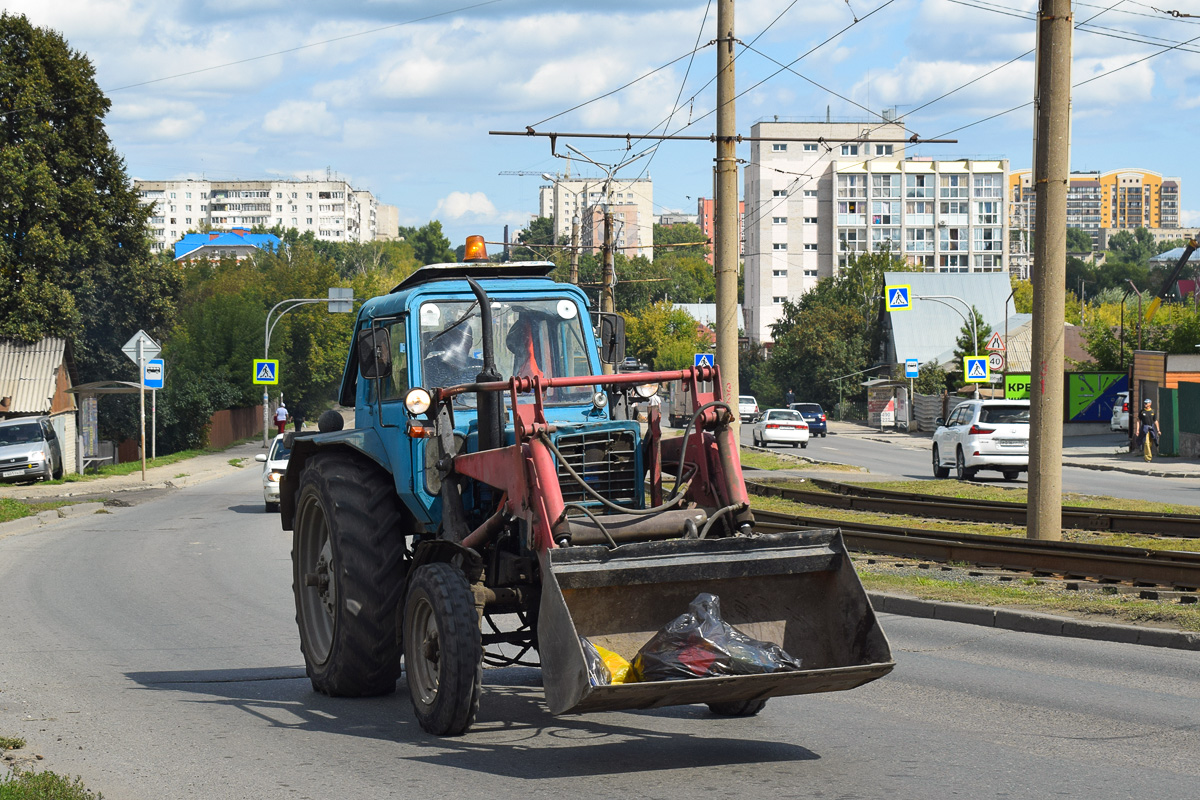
[279,237,893,736]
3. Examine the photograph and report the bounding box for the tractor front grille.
[554,429,639,508]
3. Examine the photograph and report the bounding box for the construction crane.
[1146,235,1199,321]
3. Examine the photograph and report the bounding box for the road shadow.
[124,665,818,776]
[226,503,269,514]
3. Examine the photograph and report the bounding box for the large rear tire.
[292,452,407,697]
[708,699,768,717]
[955,449,977,481]
[932,446,950,479]
[404,562,482,736]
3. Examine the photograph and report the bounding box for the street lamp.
[262,289,356,446]
[914,293,980,399]
[1126,280,1143,351]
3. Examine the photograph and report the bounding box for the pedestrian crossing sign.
[253,359,279,385]
[884,284,911,311]
[964,356,990,383]
[694,353,715,368]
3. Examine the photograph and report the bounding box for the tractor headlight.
[632,383,658,400]
[405,387,432,416]
[591,390,608,409]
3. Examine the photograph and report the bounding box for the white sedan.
[751,409,810,448]
[255,434,291,512]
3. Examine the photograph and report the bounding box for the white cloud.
[262,100,339,137]
[434,191,496,220]
[1182,209,1200,227]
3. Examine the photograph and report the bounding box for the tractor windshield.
[418,297,595,407]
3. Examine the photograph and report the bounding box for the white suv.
[1110,391,1129,431]
[932,400,1030,481]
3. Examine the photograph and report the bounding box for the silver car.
[0,416,64,483]
[255,434,291,512]
[932,400,1029,481]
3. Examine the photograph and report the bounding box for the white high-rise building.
[133,178,400,252]
[743,119,1009,344]
[538,177,654,260]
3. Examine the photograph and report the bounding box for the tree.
[622,302,709,370]
[653,222,709,259]
[0,13,180,385]
[402,221,454,265]
[1066,227,1093,252]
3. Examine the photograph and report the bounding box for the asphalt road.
[739,424,1200,506]
[2,467,1199,799]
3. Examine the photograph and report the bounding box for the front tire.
[932,446,950,479]
[293,453,407,697]
[404,562,482,736]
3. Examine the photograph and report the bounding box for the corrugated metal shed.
[0,338,69,414]
[884,272,1016,367]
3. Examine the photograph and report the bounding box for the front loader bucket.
[538,529,894,716]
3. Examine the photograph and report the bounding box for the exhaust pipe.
[466,277,504,452]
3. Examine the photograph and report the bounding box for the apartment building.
[743,119,1008,344]
[1008,168,1182,254]
[134,178,400,252]
[538,177,654,260]
[579,205,644,258]
[696,198,743,266]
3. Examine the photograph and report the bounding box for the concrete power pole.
[715,0,740,421]
[570,214,580,285]
[602,208,615,314]
[1027,0,1072,542]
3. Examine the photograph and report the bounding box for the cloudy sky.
[10,0,1200,245]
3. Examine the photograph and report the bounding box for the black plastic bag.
[630,593,802,682]
[580,636,612,686]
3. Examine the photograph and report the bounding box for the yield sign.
[985,331,1005,352]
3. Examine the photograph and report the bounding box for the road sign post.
[144,359,164,460]
[122,330,161,481]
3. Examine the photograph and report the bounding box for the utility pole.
[570,213,580,285]
[1027,0,1072,542]
[715,0,739,421]
[602,208,615,314]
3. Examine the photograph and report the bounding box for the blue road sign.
[904,358,919,379]
[144,358,164,389]
[884,284,911,311]
[254,359,279,385]
[964,356,990,383]
[694,353,715,368]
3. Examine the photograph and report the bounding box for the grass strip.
[839,479,1200,515]
[0,499,80,525]
[0,769,103,799]
[739,448,864,472]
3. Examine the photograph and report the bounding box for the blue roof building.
[174,229,282,261]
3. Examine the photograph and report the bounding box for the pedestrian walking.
[785,388,795,407]
[1135,398,1160,462]
[274,402,289,435]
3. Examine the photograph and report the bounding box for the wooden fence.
[118,405,263,461]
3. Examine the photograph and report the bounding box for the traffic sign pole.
[138,338,146,481]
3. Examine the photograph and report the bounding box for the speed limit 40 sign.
[987,352,1005,373]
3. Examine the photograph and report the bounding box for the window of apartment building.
[773,243,788,251]
[872,201,900,224]
[872,228,901,249]
[307,205,313,212]
[185,218,191,225]
[804,243,818,251]
[906,174,934,198]
[973,174,1002,198]
[151,242,164,251]
[276,218,282,225]
[974,254,1003,270]
[939,200,969,221]
[803,143,818,152]
[276,192,283,198]
[291,192,297,198]
[772,143,787,152]
[905,201,934,225]
[908,254,934,270]
[872,174,901,198]
[276,205,283,212]
[150,216,164,224]
[804,269,818,277]
[838,228,867,251]
[875,144,894,156]
[939,254,969,271]
[291,205,298,212]
[773,296,787,303]
[772,216,787,224]
[975,201,1000,225]
[169,217,176,224]
[201,192,208,199]
[803,216,818,224]
[940,174,969,198]
[841,144,859,156]
[773,269,788,277]
[333,191,344,198]
[803,189,818,197]
[837,175,866,198]
[906,228,935,252]
[292,218,298,225]
[306,218,313,224]
[170,192,176,198]
[306,192,313,198]
[837,201,865,225]
[940,227,968,251]
[973,227,1002,251]
[773,189,788,197]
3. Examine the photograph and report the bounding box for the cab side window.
[363,318,409,404]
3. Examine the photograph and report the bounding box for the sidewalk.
[831,420,1200,479]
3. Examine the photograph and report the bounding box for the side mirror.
[255,453,267,462]
[357,326,392,379]
[597,313,626,365]
[934,417,945,428]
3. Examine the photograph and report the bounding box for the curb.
[868,591,1200,652]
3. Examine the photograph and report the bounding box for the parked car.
[751,408,810,448]
[1110,391,1129,432]
[738,395,759,422]
[932,400,1030,481]
[0,416,64,483]
[789,402,828,437]
[255,434,291,512]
